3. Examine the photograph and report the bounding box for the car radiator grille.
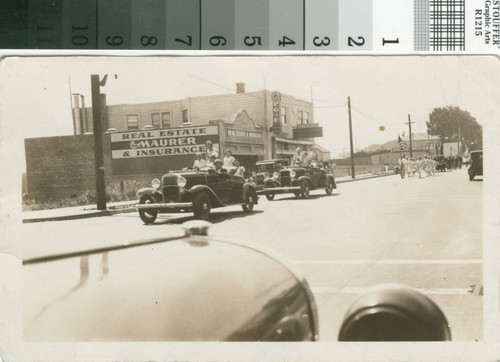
[163,186,180,203]
[256,174,265,185]
[280,177,291,187]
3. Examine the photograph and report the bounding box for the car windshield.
[257,163,277,173]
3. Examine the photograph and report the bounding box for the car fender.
[297,176,315,189]
[242,183,259,204]
[136,188,163,201]
[264,178,280,188]
[188,184,224,207]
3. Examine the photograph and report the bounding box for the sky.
[0,55,499,169]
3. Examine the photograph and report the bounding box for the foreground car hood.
[24,236,316,341]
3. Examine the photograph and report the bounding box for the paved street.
[21,168,482,341]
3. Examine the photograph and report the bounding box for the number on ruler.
[382,38,399,46]
[279,36,295,47]
[175,36,192,46]
[140,35,158,46]
[71,25,89,46]
[244,36,262,47]
[347,36,365,47]
[210,36,227,47]
[106,35,123,46]
[313,36,331,47]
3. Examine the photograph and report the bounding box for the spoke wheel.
[138,194,158,224]
[242,192,255,212]
[193,192,211,220]
[325,180,334,195]
[300,181,310,199]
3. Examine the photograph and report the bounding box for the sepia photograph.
[0,54,499,360]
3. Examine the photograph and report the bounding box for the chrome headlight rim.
[289,170,296,178]
[151,178,161,189]
[273,172,279,179]
[177,176,187,188]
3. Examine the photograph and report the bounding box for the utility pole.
[406,114,414,158]
[457,121,461,156]
[91,74,108,211]
[348,96,355,178]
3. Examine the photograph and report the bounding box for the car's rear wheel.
[294,191,301,197]
[242,191,256,212]
[300,181,310,199]
[193,192,211,220]
[325,179,335,195]
[265,192,275,201]
[138,194,158,224]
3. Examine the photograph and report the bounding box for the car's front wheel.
[193,192,211,220]
[300,181,310,199]
[242,191,256,212]
[138,194,158,225]
[265,192,275,201]
[325,179,335,195]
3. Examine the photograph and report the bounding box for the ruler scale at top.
[1,0,498,51]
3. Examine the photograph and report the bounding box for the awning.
[274,137,314,146]
[311,144,331,153]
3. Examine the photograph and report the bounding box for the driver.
[213,159,224,173]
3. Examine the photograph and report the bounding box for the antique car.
[254,159,289,191]
[23,221,319,342]
[468,150,483,181]
[136,167,258,223]
[433,155,447,172]
[262,165,336,200]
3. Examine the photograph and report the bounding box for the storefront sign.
[293,126,323,139]
[296,122,319,129]
[271,91,281,134]
[226,129,262,140]
[110,125,219,159]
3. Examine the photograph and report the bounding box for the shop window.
[280,106,287,125]
[182,109,188,123]
[298,110,304,124]
[126,114,139,130]
[152,113,161,128]
[162,112,171,128]
[304,111,309,124]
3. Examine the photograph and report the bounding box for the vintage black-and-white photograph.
[0,55,498,358]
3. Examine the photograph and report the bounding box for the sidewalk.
[22,171,396,223]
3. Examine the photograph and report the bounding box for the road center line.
[311,287,476,295]
[292,259,482,265]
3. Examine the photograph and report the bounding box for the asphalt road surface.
[21,168,482,341]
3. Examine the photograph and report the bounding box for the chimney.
[236,82,245,93]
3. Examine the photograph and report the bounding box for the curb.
[22,172,396,223]
[22,206,136,224]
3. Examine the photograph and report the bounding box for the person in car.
[206,155,216,169]
[193,152,206,170]
[292,147,305,166]
[205,141,218,160]
[213,159,224,173]
[233,159,245,177]
[223,150,235,168]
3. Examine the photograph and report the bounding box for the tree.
[426,106,482,152]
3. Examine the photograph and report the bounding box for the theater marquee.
[110,125,219,159]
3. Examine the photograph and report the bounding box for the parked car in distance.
[254,159,289,191]
[23,221,319,342]
[468,150,483,181]
[136,167,258,223]
[262,165,336,201]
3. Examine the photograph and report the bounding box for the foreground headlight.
[177,176,187,188]
[273,172,279,179]
[151,178,161,189]
[290,170,296,178]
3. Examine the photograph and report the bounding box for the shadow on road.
[143,209,265,226]
[270,193,341,202]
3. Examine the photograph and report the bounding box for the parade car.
[136,167,258,223]
[254,159,289,191]
[468,150,483,181]
[23,221,319,342]
[261,165,336,201]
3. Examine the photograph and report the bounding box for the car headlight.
[151,178,161,189]
[273,172,279,179]
[290,170,296,178]
[177,176,187,188]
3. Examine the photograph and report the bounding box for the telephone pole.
[91,74,108,211]
[348,96,355,179]
[406,114,414,158]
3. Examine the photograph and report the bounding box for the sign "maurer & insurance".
[110,125,219,159]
